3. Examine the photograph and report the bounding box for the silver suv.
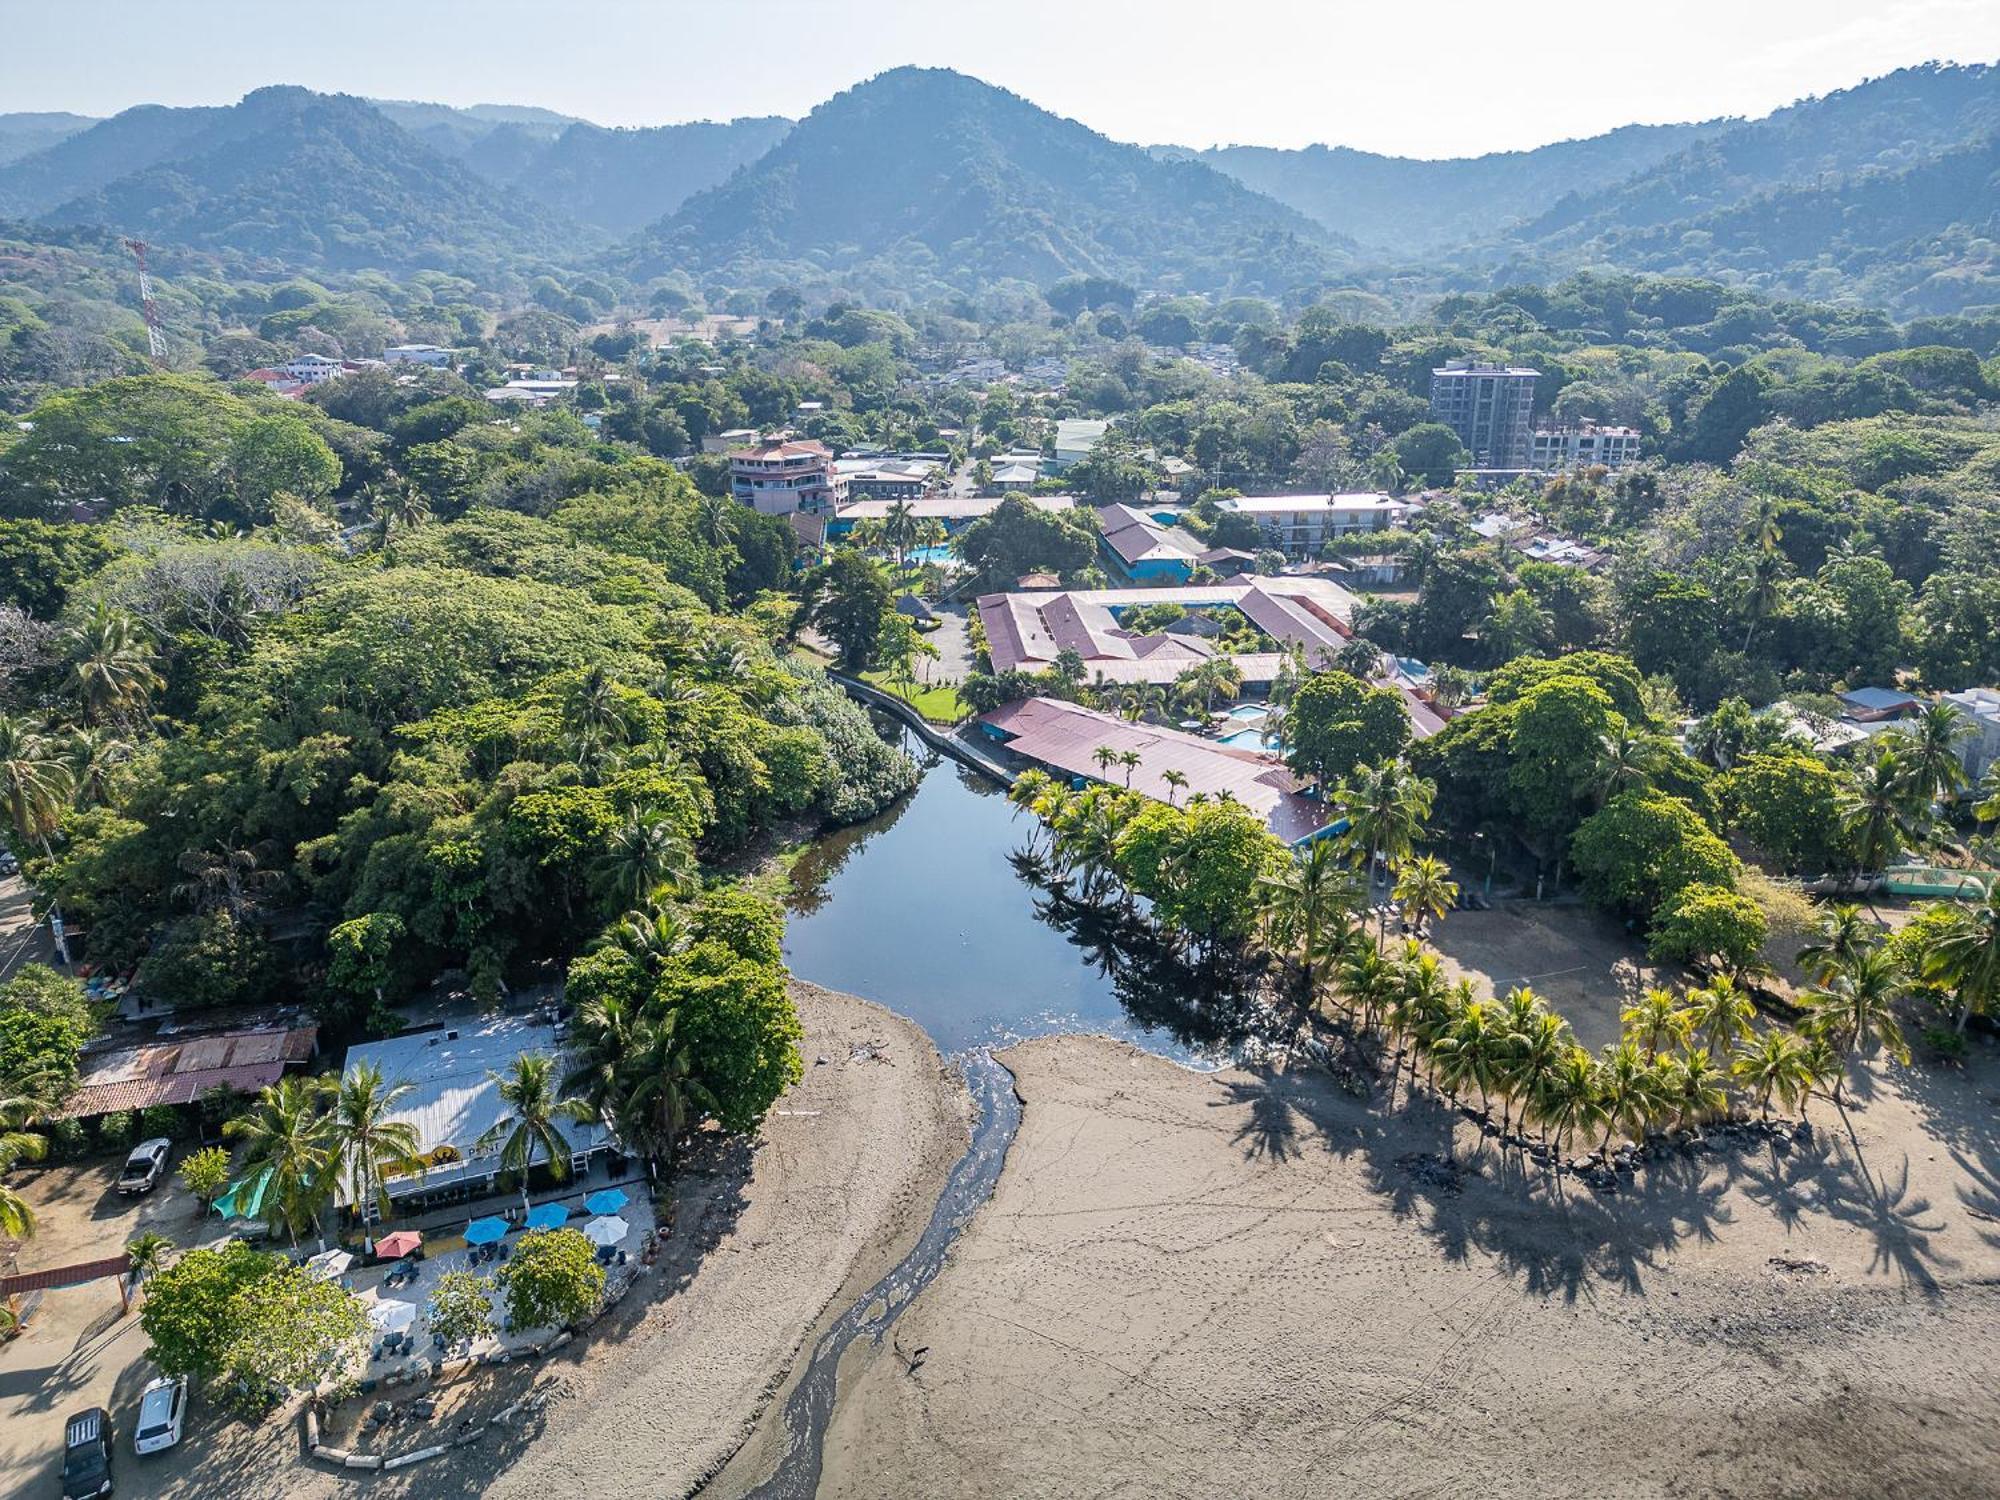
[116,1139,171,1196]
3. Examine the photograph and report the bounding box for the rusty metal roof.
[59,1026,317,1119]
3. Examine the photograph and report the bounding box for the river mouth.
[782,729,1266,1067]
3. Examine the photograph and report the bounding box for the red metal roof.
[0,1255,130,1296]
[59,1026,317,1119]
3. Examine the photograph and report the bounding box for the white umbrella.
[305,1248,354,1282]
[581,1215,628,1248]
[367,1298,417,1334]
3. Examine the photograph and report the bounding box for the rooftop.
[733,439,832,463]
[1054,418,1110,449]
[1218,493,1416,517]
[836,494,1073,523]
[1096,503,1204,568]
[60,1024,318,1120]
[980,698,1336,844]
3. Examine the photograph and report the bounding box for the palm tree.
[1924,885,2000,1035]
[1504,1003,1571,1145]
[1732,1030,1813,1119]
[126,1230,174,1290]
[1117,749,1142,788]
[1893,702,1971,808]
[1589,726,1657,807]
[1535,1046,1605,1161]
[1595,1041,1667,1159]
[64,727,132,809]
[1740,551,1784,653]
[1482,589,1551,661]
[1683,976,1757,1058]
[225,1075,336,1248]
[595,814,696,910]
[1804,947,1910,1097]
[375,483,431,556]
[1090,744,1119,783]
[618,1008,717,1169]
[1390,854,1457,936]
[1838,742,1924,883]
[1620,988,1692,1058]
[1258,837,1360,1001]
[1334,637,1382,680]
[1664,1047,1730,1133]
[63,602,163,725]
[882,498,919,572]
[476,1052,585,1217]
[1433,999,1507,1123]
[1336,761,1436,947]
[1160,768,1189,807]
[330,1061,421,1252]
[0,1130,48,1239]
[1796,903,1875,985]
[0,714,75,851]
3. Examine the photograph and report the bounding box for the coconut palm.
[1534,1046,1605,1161]
[1390,854,1458,936]
[225,1075,336,1247]
[1892,701,1971,807]
[64,727,132,809]
[1588,725,1657,807]
[63,602,163,725]
[1258,837,1361,1002]
[1838,742,1924,881]
[617,1007,717,1169]
[1796,903,1876,985]
[1664,1047,1731,1132]
[1595,1040,1668,1158]
[1433,999,1508,1123]
[1386,951,1455,1091]
[1740,550,1784,653]
[1683,975,1758,1058]
[374,483,431,552]
[126,1230,174,1288]
[1505,1006,1572,1145]
[1732,1031,1812,1119]
[1803,946,1909,1097]
[1620,987,1692,1058]
[476,1052,587,1216]
[882,498,920,572]
[0,714,74,849]
[595,814,696,910]
[1923,885,2000,1034]
[0,1131,48,1239]
[330,1061,421,1250]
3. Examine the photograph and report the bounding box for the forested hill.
[496,118,794,235]
[0,113,99,168]
[1183,120,1725,253]
[628,67,1352,298]
[6,87,577,275]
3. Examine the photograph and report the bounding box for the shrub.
[426,1269,497,1349]
[138,1104,185,1141]
[496,1228,604,1332]
[96,1110,135,1150]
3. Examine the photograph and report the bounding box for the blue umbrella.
[583,1188,629,1216]
[524,1202,569,1232]
[463,1215,508,1246]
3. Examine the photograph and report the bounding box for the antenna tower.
[122,238,168,363]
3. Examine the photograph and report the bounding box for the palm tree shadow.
[1949,1141,2000,1251]
[1817,1145,1954,1294]
[1213,1074,1301,1162]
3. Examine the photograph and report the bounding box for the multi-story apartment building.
[1215,494,1419,558]
[1429,360,1540,469]
[1530,423,1642,471]
[729,439,844,516]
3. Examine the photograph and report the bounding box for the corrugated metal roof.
[60,1026,318,1119]
[1,1255,130,1297]
[982,698,1333,844]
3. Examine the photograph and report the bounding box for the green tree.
[326,912,408,1012]
[476,1052,584,1217]
[1391,854,1458,936]
[329,1061,420,1253]
[178,1145,232,1211]
[496,1226,604,1331]
[1837,742,1925,880]
[1922,886,2000,1034]
[1571,788,1740,921]
[1648,883,1769,976]
[426,1268,498,1350]
[225,1261,368,1407]
[141,1241,281,1380]
[804,550,893,670]
[1285,671,1409,788]
[1722,748,1854,874]
[223,1075,335,1248]
[1804,946,1909,1098]
[1390,422,1468,486]
[229,414,342,512]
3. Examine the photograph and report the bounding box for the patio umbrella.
[464,1215,509,1246]
[304,1248,354,1282]
[367,1298,417,1334]
[374,1230,422,1260]
[581,1215,628,1249]
[524,1202,569,1232]
[582,1188,629,1216]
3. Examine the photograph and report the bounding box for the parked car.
[0,849,18,875]
[60,1407,114,1497]
[132,1375,187,1456]
[116,1139,171,1196]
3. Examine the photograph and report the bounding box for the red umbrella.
[375,1230,422,1259]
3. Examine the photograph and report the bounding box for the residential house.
[731,439,844,516]
[1837,687,1921,723]
[1530,423,1641,471]
[382,343,453,367]
[1095,502,1205,583]
[1050,418,1110,473]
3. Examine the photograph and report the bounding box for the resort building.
[730,439,845,516]
[1429,360,1540,469]
[1530,423,1641,471]
[835,457,940,501]
[1943,687,2000,780]
[830,493,1073,539]
[382,343,453,367]
[976,577,1360,686]
[1214,494,1418,558]
[978,697,1338,844]
[337,1015,612,1211]
[1095,503,1206,583]
[1050,418,1111,473]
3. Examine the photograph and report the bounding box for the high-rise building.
[1428,360,1540,469]
[1529,423,1641,471]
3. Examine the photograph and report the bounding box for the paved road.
[0,873,54,980]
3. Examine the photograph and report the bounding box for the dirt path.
[803,1033,2000,1499]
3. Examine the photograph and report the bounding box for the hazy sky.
[6,0,1999,156]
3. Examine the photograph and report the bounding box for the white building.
[1530,423,1642,471]
[1050,419,1110,473]
[382,343,453,367]
[282,354,348,386]
[1216,493,1419,557]
[1944,687,2000,782]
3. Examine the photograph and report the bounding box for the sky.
[6,0,2000,157]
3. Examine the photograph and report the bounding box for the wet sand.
[799,1033,2000,1500]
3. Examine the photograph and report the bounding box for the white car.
[133,1375,187,1456]
[116,1139,171,1196]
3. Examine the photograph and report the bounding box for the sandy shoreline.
[799,1032,2000,1500]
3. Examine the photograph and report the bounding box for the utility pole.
[122,238,168,364]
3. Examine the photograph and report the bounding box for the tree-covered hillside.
[630,67,1351,299]
[502,118,793,234]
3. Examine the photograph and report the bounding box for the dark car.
[61,1406,114,1497]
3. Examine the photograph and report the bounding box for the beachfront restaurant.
[336,1015,614,1216]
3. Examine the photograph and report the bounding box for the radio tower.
[123,238,169,363]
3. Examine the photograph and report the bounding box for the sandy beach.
[767,1032,2000,1500]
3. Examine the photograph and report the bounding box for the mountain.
[501,118,793,234]
[1183,121,1724,254]
[0,113,99,168]
[13,87,576,273]
[629,68,1350,296]
[367,98,583,157]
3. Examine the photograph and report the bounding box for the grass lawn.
[861,670,969,725]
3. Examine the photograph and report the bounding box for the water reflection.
[782,730,1260,1061]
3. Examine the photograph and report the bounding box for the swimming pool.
[907,545,955,564]
[1218,728,1280,750]
[1224,704,1270,722]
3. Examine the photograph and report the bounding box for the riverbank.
[806,1032,2000,1499]
[133,981,968,1500]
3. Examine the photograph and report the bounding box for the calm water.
[783,731,1255,1061]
